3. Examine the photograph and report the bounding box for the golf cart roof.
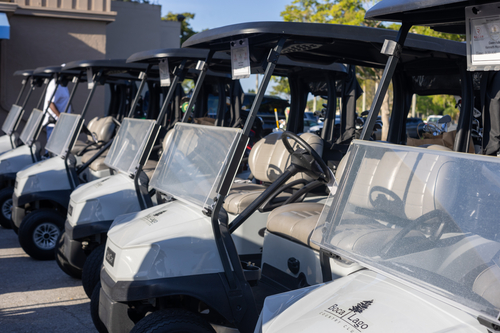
[33,65,63,75]
[183,21,464,70]
[13,69,33,77]
[63,59,149,82]
[127,48,233,80]
[365,0,493,33]
[126,48,214,64]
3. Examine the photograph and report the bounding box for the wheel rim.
[33,223,60,250]
[2,198,12,220]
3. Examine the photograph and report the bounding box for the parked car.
[406,117,424,138]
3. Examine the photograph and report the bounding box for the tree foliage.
[280,0,465,121]
[162,12,197,44]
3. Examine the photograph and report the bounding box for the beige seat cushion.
[266,202,324,250]
[266,144,457,252]
[143,159,158,180]
[222,132,324,215]
[81,148,109,172]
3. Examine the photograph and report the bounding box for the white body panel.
[14,156,70,196]
[0,135,13,155]
[262,232,362,285]
[80,167,112,183]
[68,173,139,227]
[104,200,224,282]
[0,145,34,175]
[257,270,484,333]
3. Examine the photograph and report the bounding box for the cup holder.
[241,261,261,282]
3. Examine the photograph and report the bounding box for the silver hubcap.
[33,223,60,249]
[2,198,12,220]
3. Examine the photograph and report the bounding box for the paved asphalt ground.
[0,227,97,332]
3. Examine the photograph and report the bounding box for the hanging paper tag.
[86,67,94,90]
[72,76,78,83]
[230,38,251,80]
[466,4,500,71]
[21,79,26,84]
[196,60,206,71]
[44,78,50,85]
[159,59,171,87]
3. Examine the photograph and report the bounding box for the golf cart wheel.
[91,282,109,333]
[82,243,105,298]
[0,187,14,229]
[55,232,82,279]
[131,309,216,333]
[18,209,64,260]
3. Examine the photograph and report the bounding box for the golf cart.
[57,48,242,291]
[252,1,500,333]
[12,59,148,260]
[0,69,46,155]
[0,65,80,229]
[93,22,465,333]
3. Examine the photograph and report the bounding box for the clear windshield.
[2,105,23,135]
[20,109,44,146]
[45,113,81,157]
[312,140,500,325]
[104,118,156,176]
[150,123,242,208]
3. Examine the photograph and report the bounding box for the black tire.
[0,187,13,229]
[82,243,105,298]
[131,309,216,333]
[55,231,83,279]
[18,209,65,260]
[91,282,109,333]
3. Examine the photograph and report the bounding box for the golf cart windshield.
[104,118,156,176]
[2,105,23,135]
[312,140,500,324]
[19,109,44,146]
[45,113,81,157]
[150,123,242,208]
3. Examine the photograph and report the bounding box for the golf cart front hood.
[67,173,138,226]
[14,156,69,196]
[0,145,33,175]
[257,270,483,333]
[104,200,223,281]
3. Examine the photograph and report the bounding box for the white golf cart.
[253,1,500,332]
[93,22,466,333]
[57,48,242,291]
[0,68,54,228]
[11,59,148,260]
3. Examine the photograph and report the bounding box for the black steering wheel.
[380,209,452,257]
[369,186,406,222]
[281,131,331,184]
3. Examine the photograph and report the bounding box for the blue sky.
[156,0,292,32]
[154,0,294,94]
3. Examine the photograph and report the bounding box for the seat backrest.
[349,149,458,220]
[87,117,116,142]
[248,132,324,185]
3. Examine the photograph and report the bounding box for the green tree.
[162,12,197,44]
[269,76,290,99]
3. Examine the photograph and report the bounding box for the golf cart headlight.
[78,199,104,223]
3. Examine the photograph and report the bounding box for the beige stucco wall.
[106,1,180,59]
[1,15,108,131]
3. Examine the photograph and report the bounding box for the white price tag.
[159,59,171,87]
[471,18,500,64]
[86,68,94,90]
[230,38,251,80]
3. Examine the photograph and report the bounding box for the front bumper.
[11,189,73,228]
[63,219,113,269]
[98,285,135,333]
